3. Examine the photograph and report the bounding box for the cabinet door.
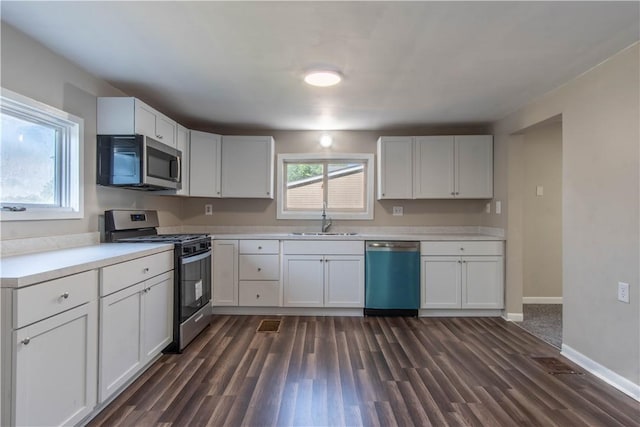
[461,256,503,309]
[190,130,222,197]
[155,114,176,147]
[377,137,413,199]
[142,272,173,360]
[324,255,364,307]
[221,136,274,198]
[414,136,455,198]
[99,282,144,402]
[212,240,238,306]
[283,255,324,307]
[134,101,157,138]
[175,124,190,195]
[455,135,493,198]
[14,302,97,427]
[421,256,461,308]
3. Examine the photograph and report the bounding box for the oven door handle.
[181,249,212,265]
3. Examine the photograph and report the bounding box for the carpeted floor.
[518,304,563,349]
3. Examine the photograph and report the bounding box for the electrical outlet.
[618,282,630,303]
[485,202,491,214]
[495,200,502,214]
[392,206,404,216]
[204,204,213,216]
[536,185,544,196]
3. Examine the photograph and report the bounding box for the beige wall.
[181,129,491,227]
[492,43,639,385]
[523,122,562,299]
[0,24,184,241]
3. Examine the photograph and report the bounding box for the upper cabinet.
[174,124,190,196]
[189,130,222,197]
[377,135,493,199]
[97,97,177,147]
[221,136,274,199]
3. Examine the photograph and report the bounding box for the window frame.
[277,152,374,220]
[1,88,84,221]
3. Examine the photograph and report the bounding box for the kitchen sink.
[289,232,359,236]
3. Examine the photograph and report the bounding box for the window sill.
[0,208,84,221]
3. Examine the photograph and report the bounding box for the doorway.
[512,118,563,348]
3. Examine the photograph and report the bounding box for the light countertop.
[0,243,173,288]
[209,232,504,241]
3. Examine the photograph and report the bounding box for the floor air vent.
[532,356,583,375]
[257,319,281,333]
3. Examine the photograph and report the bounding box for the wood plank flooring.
[88,316,640,426]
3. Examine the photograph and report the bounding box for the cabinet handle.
[156,134,163,139]
[143,267,150,273]
[21,337,30,345]
[60,292,69,300]
[451,192,455,195]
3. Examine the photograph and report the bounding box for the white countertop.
[210,232,504,241]
[0,243,173,288]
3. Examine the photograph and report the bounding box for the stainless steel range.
[105,209,211,352]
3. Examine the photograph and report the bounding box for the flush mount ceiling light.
[319,134,333,147]
[304,70,342,87]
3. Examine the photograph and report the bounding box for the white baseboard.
[502,312,524,322]
[523,297,563,304]
[561,344,640,402]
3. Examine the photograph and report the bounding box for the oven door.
[180,249,211,323]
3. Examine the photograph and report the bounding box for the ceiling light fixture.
[319,134,333,147]
[304,70,342,87]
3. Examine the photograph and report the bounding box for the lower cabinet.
[1,270,99,427]
[99,271,173,402]
[212,240,239,306]
[421,241,504,309]
[282,241,365,308]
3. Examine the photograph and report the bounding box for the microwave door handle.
[170,157,180,182]
[176,155,181,182]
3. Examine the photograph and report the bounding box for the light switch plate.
[392,206,404,216]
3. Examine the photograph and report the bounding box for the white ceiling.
[1,2,638,131]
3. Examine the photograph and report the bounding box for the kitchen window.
[277,153,374,220]
[0,88,83,221]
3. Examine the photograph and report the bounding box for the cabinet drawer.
[239,254,279,280]
[239,240,279,254]
[15,270,98,329]
[239,281,280,306]
[101,250,174,296]
[421,241,503,256]
[283,240,364,255]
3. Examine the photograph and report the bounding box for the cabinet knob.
[325,259,329,263]
[257,267,262,272]
[266,192,270,195]
[458,260,462,264]
[60,292,69,300]
[460,248,464,251]
[462,260,467,264]
[21,337,30,345]
[217,191,220,195]
[455,192,459,195]
[382,193,385,197]
[256,294,260,299]
[258,246,262,250]
[143,267,150,273]
[451,192,455,195]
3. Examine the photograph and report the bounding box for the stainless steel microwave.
[97,134,181,190]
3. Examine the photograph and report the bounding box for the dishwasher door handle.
[366,241,419,251]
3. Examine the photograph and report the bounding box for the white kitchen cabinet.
[212,240,238,306]
[97,97,177,147]
[221,136,274,198]
[377,134,493,199]
[283,241,365,308]
[377,136,414,199]
[324,255,365,307]
[99,270,173,402]
[1,270,99,427]
[190,130,222,197]
[421,241,503,309]
[283,255,325,307]
[238,240,281,307]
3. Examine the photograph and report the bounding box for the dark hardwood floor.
[88,316,639,426]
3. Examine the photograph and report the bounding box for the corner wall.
[0,24,184,241]
[492,43,639,387]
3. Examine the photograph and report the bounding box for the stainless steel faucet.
[321,201,332,233]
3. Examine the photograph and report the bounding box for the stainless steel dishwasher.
[364,241,420,316]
